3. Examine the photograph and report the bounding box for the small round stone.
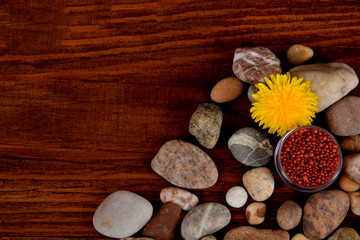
[243,167,274,201]
[286,44,314,65]
[276,200,302,230]
[340,173,360,192]
[210,77,244,103]
[291,233,309,240]
[245,202,266,225]
[225,186,248,208]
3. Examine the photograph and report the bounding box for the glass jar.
[274,125,343,193]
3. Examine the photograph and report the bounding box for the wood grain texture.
[0,0,360,239]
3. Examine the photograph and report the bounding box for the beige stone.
[243,167,274,201]
[289,62,359,112]
[291,233,309,240]
[340,173,360,192]
[210,77,244,103]
[181,202,231,240]
[225,186,248,208]
[348,191,360,216]
[286,44,314,65]
[246,202,266,225]
[277,200,302,230]
[344,153,360,184]
[328,227,360,240]
[201,235,216,240]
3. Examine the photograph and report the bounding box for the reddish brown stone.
[142,202,183,240]
[303,190,349,240]
[224,226,289,240]
[232,46,282,84]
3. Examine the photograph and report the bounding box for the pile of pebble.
[92,45,360,240]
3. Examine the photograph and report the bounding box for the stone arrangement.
[93,45,360,239]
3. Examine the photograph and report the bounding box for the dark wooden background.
[1,0,360,239]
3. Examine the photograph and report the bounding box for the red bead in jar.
[274,126,343,193]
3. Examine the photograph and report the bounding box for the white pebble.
[225,186,248,208]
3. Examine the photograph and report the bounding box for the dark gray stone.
[228,127,273,167]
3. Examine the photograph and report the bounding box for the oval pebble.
[328,227,360,240]
[286,44,314,65]
[325,96,360,136]
[210,77,244,103]
[189,103,223,149]
[348,191,360,216]
[340,173,360,192]
[277,200,302,230]
[225,186,248,208]
[291,233,309,240]
[344,153,360,184]
[246,202,266,225]
[243,167,274,201]
[151,140,218,189]
[340,135,360,153]
[181,202,231,240]
[228,127,273,167]
[303,190,349,240]
[160,187,198,211]
[93,190,153,238]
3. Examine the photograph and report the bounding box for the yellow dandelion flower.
[250,72,318,137]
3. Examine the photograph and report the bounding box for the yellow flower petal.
[250,72,318,136]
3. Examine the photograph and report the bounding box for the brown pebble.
[341,135,360,153]
[340,173,360,192]
[210,77,244,103]
[246,202,266,225]
[277,200,302,230]
[224,226,289,240]
[142,202,184,240]
[286,44,314,65]
[348,191,360,216]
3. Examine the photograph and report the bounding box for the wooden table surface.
[1,0,360,239]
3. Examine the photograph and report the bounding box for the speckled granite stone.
[151,140,218,189]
